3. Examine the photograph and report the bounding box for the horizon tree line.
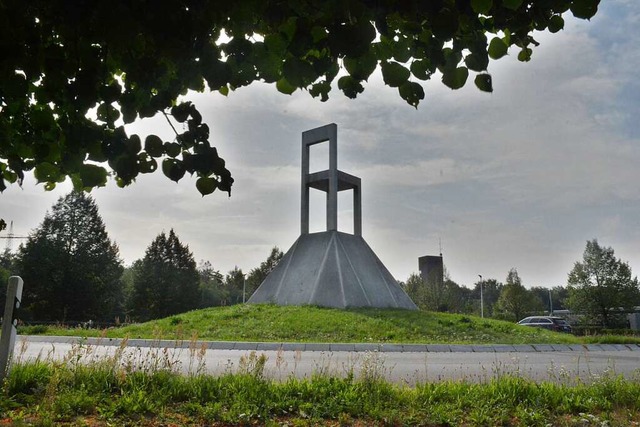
[0,191,283,323]
[1,191,638,328]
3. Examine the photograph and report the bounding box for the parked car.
[517,316,572,333]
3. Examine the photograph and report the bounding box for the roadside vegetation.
[2,342,640,426]
[17,304,640,345]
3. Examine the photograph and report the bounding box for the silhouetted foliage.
[130,229,200,321]
[0,0,600,211]
[18,192,123,321]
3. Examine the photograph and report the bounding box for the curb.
[17,336,640,353]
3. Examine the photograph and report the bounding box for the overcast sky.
[2,1,639,289]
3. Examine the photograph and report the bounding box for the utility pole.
[478,274,484,318]
[549,288,553,316]
[0,221,28,252]
[243,273,247,304]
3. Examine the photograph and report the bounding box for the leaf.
[431,9,459,40]
[343,52,378,81]
[78,164,108,188]
[464,52,489,72]
[548,15,565,33]
[381,61,410,87]
[471,0,493,14]
[164,142,181,158]
[309,81,331,102]
[502,0,523,10]
[126,135,141,154]
[410,60,433,81]
[441,67,469,90]
[138,154,158,174]
[171,103,192,123]
[515,54,538,72]
[196,177,218,196]
[330,20,376,57]
[276,78,296,95]
[162,159,186,182]
[570,0,600,20]
[398,81,425,108]
[474,74,493,92]
[96,103,120,123]
[337,76,364,99]
[34,162,60,183]
[517,47,533,62]
[145,135,164,157]
[392,36,413,63]
[282,57,316,87]
[264,33,288,53]
[488,37,508,60]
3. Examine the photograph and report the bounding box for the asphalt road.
[12,336,640,385]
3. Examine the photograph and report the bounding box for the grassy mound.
[19,304,590,344]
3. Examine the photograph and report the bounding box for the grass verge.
[2,353,640,426]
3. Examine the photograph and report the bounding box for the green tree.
[403,270,467,313]
[130,229,200,321]
[121,260,143,320]
[0,0,600,202]
[222,267,245,306]
[471,278,502,317]
[18,191,123,321]
[530,285,569,314]
[494,268,543,321]
[246,247,284,297]
[197,260,225,308]
[0,249,18,313]
[566,240,640,328]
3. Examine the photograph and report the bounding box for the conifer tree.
[130,229,199,321]
[18,191,123,321]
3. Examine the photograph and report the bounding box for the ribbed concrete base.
[248,231,417,310]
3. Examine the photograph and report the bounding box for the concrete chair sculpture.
[248,123,417,310]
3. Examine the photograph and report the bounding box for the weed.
[238,351,268,378]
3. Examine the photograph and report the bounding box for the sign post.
[0,276,23,382]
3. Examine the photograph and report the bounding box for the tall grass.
[2,338,640,426]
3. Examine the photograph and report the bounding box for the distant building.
[418,255,443,285]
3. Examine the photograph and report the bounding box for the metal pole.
[0,276,23,382]
[243,274,246,304]
[549,288,553,316]
[478,275,484,318]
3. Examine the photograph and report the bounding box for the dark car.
[517,316,572,333]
